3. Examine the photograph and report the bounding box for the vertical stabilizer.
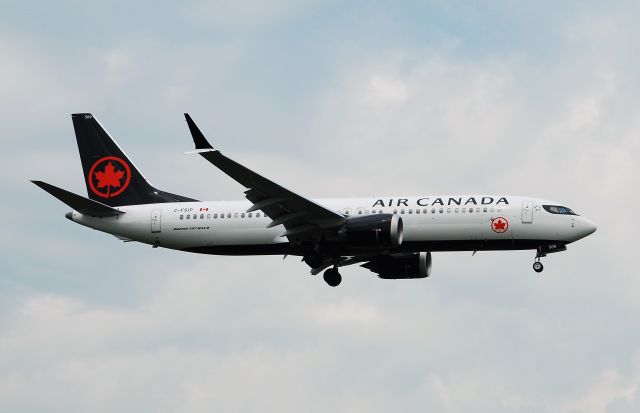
[72,113,196,206]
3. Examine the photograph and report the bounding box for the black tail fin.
[72,113,196,206]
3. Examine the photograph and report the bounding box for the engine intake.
[343,214,403,249]
[362,252,432,279]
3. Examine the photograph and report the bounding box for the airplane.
[32,113,597,287]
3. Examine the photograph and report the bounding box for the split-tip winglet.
[184,113,214,150]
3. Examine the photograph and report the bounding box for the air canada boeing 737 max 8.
[33,114,597,286]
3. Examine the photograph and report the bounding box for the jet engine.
[342,214,403,249]
[362,252,432,279]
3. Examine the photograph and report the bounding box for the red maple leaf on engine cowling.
[493,219,506,230]
[95,162,125,196]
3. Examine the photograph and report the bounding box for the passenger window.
[393,209,398,214]
[248,213,252,218]
[400,209,405,214]
[220,214,224,219]
[180,215,184,220]
[423,209,428,214]
[186,214,190,219]
[200,214,204,219]
[234,213,238,218]
[439,208,443,213]
[207,214,211,219]
[462,208,466,213]
[469,208,473,213]
[227,213,231,218]
[416,209,420,214]
[431,208,436,213]
[490,207,494,213]
[408,209,413,214]
[476,208,480,212]
[483,207,487,213]
[455,208,459,213]
[241,213,245,218]
[256,212,261,218]
[214,213,218,218]
[447,208,451,213]
[497,208,502,212]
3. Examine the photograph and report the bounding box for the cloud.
[185,0,329,28]
[550,362,640,413]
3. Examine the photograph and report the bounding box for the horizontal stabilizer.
[31,180,125,218]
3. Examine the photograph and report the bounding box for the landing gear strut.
[303,251,323,269]
[323,268,342,287]
[533,247,544,273]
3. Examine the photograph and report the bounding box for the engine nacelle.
[362,252,432,279]
[343,214,403,249]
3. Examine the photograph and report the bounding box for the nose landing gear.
[533,247,545,273]
[533,260,544,273]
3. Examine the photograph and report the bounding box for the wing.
[184,114,345,240]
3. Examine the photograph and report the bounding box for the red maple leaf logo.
[491,217,509,233]
[94,162,125,198]
[87,156,131,199]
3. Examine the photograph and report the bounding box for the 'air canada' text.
[372,196,509,208]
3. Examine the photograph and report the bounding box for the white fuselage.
[67,195,597,256]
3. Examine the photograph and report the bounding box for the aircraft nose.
[576,217,597,239]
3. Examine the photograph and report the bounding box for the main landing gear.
[323,267,342,287]
[303,251,323,269]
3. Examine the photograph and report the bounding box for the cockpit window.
[543,205,578,215]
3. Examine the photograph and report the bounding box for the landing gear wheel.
[533,261,544,273]
[323,268,342,287]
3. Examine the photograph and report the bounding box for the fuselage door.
[151,209,162,233]
[521,200,533,223]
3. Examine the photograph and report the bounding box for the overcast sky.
[1,1,639,412]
